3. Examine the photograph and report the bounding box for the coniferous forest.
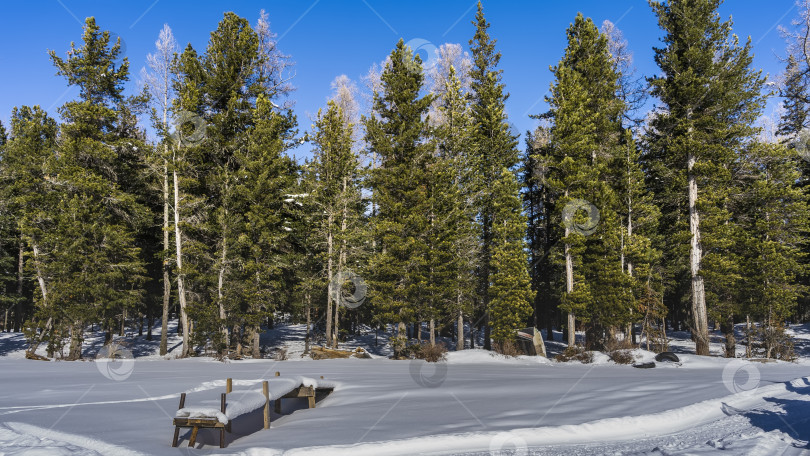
[2,0,810,361]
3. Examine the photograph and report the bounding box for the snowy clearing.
[1,323,810,455]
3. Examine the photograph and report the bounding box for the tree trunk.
[68,322,83,360]
[217,219,229,356]
[160,158,170,356]
[395,321,406,358]
[250,325,261,358]
[173,167,190,357]
[456,309,464,350]
[565,239,575,347]
[429,319,435,346]
[28,243,52,356]
[305,295,311,354]
[326,212,334,346]
[15,242,23,332]
[687,153,709,356]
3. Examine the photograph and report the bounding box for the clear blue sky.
[0,0,799,161]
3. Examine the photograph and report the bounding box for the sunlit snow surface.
[1,322,809,455]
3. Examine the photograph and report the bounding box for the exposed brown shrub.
[555,346,594,363]
[413,342,448,362]
[608,349,635,364]
[493,339,521,357]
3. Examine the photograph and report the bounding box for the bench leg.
[308,395,316,409]
[189,426,199,447]
[220,427,225,448]
[172,426,180,447]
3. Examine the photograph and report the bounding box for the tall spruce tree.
[646,0,766,355]
[778,55,808,141]
[48,18,148,358]
[309,101,364,347]
[364,39,433,357]
[544,13,627,348]
[489,168,533,346]
[0,108,58,342]
[468,2,521,349]
[434,65,478,350]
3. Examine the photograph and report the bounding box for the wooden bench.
[172,391,232,448]
[171,374,333,448]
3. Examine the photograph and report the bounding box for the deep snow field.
[1,322,809,455]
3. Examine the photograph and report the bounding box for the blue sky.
[0,0,800,160]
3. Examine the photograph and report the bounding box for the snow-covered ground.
[1,322,809,455]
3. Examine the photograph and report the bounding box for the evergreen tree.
[434,65,478,349]
[364,39,432,357]
[646,0,766,355]
[0,108,57,340]
[468,2,521,349]
[543,13,626,348]
[489,168,533,346]
[48,18,148,358]
[778,55,808,141]
[309,100,364,347]
[736,141,809,357]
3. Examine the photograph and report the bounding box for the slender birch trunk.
[173,165,190,357]
[160,157,170,355]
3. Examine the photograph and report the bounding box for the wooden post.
[275,371,280,377]
[307,392,316,409]
[219,393,227,448]
[226,378,232,394]
[172,393,187,447]
[262,381,270,429]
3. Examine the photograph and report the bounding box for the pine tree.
[489,168,533,346]
[778,55,808,141]
[434,65,478,350]
[364,39,433,357]
[48,18,148,359]
[647,0,766,355]
[468,2,520,349]
[544,13,626,348]
[0,108,58,341]
[309,101,364,347]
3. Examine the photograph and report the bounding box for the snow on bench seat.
[175,376,336,424]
